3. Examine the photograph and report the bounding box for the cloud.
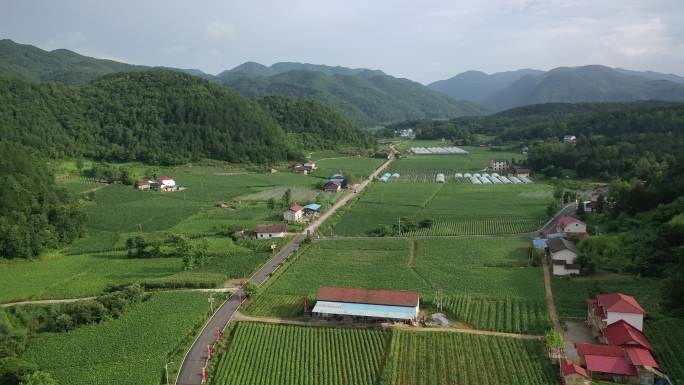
[205,21,237,41]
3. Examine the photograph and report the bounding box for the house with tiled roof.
[560,359,590,385]
[575,342,661,384]
[604,320,653,351]
[255,223,287,239]
[548,238,580,276]
[588,293,646,335]
[556,216,587,237]
[283,204,305,223]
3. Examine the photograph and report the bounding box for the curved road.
[175,154,395,385]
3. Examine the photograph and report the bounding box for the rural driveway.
[176,153,394,385]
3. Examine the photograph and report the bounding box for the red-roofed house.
[561,359,590,385]
[576,343,639,382]
[624,347,658,368]
[588,293,645,335]
[556,216,587,236]
[255,224,287,239]
[604,320,653,351]
[323,181,342,192]
[283,204,305,223]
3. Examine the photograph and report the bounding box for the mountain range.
[428,65,684,111]
[0,39,484,126]
[2,38,684,121]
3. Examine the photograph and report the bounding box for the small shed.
[303,203,321,214]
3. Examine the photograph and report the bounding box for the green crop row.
[211,322,388,385]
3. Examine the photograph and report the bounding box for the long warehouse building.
[312,286,420,323]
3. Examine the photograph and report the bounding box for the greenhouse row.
[410,146,469,155]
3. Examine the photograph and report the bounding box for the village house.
[588,293,646,334]
[136,179,151,190]
[291,164,309,175]
[323,181,342,192]
[575,342,662,385]
[156,176,178,191]
[512,168,530,177]
[397,128,414,138]
[556,216,588,237]
[283,204,305,223]
[548,238,581,276]
[560,359,590,385]
[304,161,317,170]
[564,135,577,144]
[489,159,509,171]
[255,224,287,239]
[312,286,420,323]
[270,166,278,173]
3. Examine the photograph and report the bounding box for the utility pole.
[398,217,401,236]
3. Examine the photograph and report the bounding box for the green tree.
[20,371,57,385]
[282,188,292,207]
[267,198,276,210]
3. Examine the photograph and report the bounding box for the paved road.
[539,202,577,235]
[175,154,394,385]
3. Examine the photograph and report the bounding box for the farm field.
[246,238,549,333]
[211,322,388,385]
[391,146,523,174]
[382,330,557,385]
[209,323,556,385]
[329,183,552,236]
[23,291,210,385]
[646,318,684,385]
[1,155,380,302]
[551,273,664,319]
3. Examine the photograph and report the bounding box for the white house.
[255,224,287,239]
[156,176,178,191]
[548,238,580,276]
[564,135,577,144]
[556,216,587,236]
[304,161,317,170]
[587,293,646,335]
[283,204,304,223]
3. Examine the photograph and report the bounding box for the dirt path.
[233,311,541,339]
[1,297,97,307]
[1,287,236,308]
[408,240,418,267]
[542,258,562,331]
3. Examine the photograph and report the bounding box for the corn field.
[211,322,388,385]
[381,330,557,385]
[438,295,551,334]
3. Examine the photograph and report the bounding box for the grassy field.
[208,323,556,385]
[246,238,549,333]
[328,183,552,236]
[24,291,210,385]
[211,322,389,385]
[382,330,557,385]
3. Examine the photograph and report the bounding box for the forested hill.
[257,95,374,149]
[222,69,487,127]
[0,70,372,164]
[0,38,148,84]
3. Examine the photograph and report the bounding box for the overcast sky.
[2,0,683,83]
